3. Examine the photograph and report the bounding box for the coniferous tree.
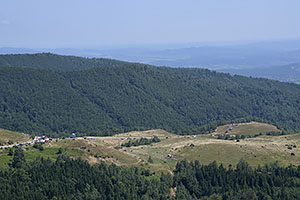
[11,147,25,168]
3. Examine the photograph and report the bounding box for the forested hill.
[3,152,300,199]
[1,53,300,136]
[0,53,125,71]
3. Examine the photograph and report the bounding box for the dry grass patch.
[0,129,30,145]
[214,122,281,136]
[114,129,175,138]
[175,134,300,167]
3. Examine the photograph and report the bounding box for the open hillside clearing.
[0,128,31,146]
[213,121,281,136]
[0,122,298,173]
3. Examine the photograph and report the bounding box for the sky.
[1,0,300,48]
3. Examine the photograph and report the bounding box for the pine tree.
[11,148,25,168]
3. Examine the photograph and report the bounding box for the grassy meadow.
[0,122,299,172]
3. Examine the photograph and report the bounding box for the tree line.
[2,148,300,199]
[120,136,161,147]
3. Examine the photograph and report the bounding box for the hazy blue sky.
[1,0,300,48]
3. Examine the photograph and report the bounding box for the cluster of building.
[34,136,50,143]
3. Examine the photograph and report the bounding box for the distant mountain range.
[220,63,300,83]
[1,39,300,82]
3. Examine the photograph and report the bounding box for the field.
[0,122,299,172]
[0,128,30,145]
[213,121,281,136]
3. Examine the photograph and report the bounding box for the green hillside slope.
[1,53,300,136]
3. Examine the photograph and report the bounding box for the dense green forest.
[173,159,300,200]
[1,53,300,136]
[2,148,300,200]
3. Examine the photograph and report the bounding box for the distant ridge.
[220,63,300,83]
[0,53,125,71]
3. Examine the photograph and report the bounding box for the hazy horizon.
[1,0,300,49]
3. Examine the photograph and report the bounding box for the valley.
[3,1,300,198]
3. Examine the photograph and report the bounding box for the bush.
[57,148,62,154]
[33,143,44,151]
[148,156,153,163]
[8,148,13,156]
